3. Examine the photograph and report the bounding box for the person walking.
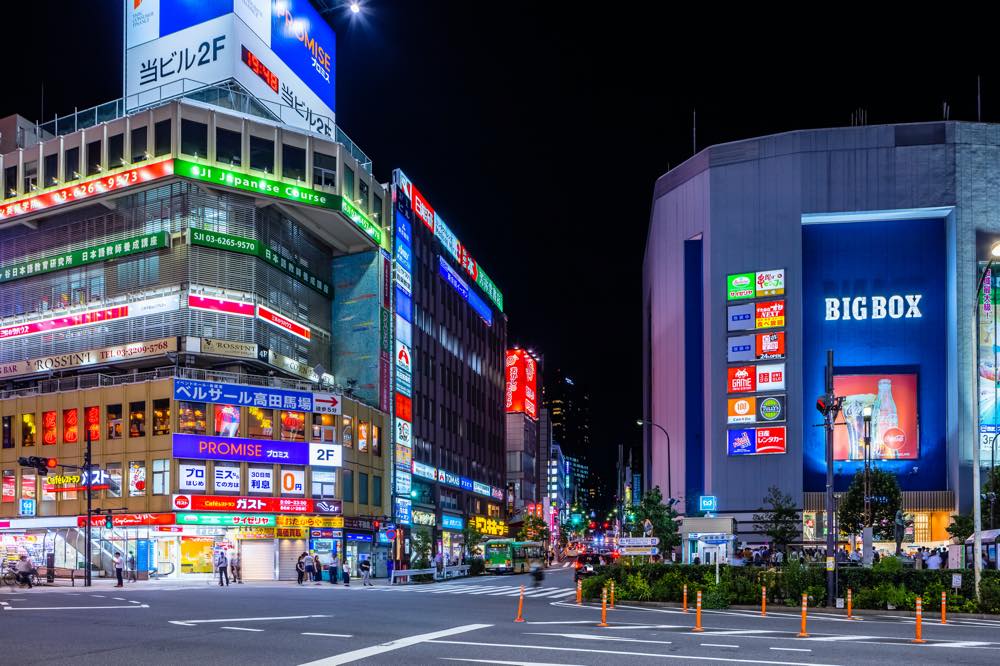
[328,556,339,585]
[127,552,137,582]
[296,554,306,584]
[113,551,125,588]
[303,552,315,583]
[230,550,242,584]
[359,557,372,587]
[342,560,351,587]
[386,558,394,585]
[216,549,229,586]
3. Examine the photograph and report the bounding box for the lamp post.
[636,419,671,500]
[862,404,873,566]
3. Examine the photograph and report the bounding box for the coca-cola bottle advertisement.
[832,373,919,461]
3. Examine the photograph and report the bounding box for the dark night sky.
[4,4,995,501]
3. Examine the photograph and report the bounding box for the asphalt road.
[3,565,999,665]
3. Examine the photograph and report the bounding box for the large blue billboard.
[270,0,337,113]
[802,218,946,491]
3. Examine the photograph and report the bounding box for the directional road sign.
[619,537,659,547]
[620,546,659,556]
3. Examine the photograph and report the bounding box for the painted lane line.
[129,600,142,604]
[222,626,264,632]
[527,633,672,646]
[113,597,126,601]
[302,633,354,638]
[771,648,812,652]
[297,623,492,666]
[700,644,739,648]
[925,641,996,648]
[90,595,105,598]
[429,640,842,666]
[170,621,195,626]
[170,614,331,624]
[524,620,596,625]
[442,659,583,666]
[0,602,8,606]
[5,604,149,611]
[808,635,875,642]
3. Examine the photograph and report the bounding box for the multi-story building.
[547,441,569,523]
[543,367,591,459]
[565,454,592,509]
[504,348,541,511]
[389,171,508,560]
[0,0,395,580]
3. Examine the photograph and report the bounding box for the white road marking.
[524,620,598,625]
[808,635,875,642]
[169,614,330,625]
[113,597,126,601]
[5,604,149,611]
[700,643,739,648]
[546,590,577,598]
[0,602,8,606]
[528,633,673,646]
[926,641,995,648]
[442,659,582,666]
[771,648,812,652]
[430,640,842,665]
[90,595,105,598]
[222,626,264,632]
[129,600,142,604]
[302,633,354,638]
[298,623,492,666]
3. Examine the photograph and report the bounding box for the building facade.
[642,121,1000,556]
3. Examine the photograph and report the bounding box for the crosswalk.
[373,582,577,599]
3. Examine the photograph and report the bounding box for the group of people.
[296,552,373,587]
[213,549,242,586]
[910,546,948,569]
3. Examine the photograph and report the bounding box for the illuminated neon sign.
[438,257,493,326]
[256,304,311,340]
[188,294,255,317]
[1,231,169,285]
[0,294,179,341]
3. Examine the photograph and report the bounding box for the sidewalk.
[3,574,400,592]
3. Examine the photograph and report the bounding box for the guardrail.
[389,565,471,584]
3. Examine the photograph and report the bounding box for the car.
[574,553,601,582]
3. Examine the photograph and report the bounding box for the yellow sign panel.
[234,527,275,540]
[276,515,344,528]
[48,474,81,485]
[473,515,507,537]
[277,528,308,539]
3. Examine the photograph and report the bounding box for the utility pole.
[821,350,842,607]
[84,427,93,587]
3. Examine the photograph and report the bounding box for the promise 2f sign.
[727,273,755,300]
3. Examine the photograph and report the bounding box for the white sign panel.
[395,340,412,373]
[214,465,241,492]
[247,467,273,494]
[312,392,342,415]
[395,417,412,447]
[309,442,343,468]
[756,363,786,392]
[0,337,176,379]
[179,463,206,491]
[281,469,305,495]
[619,537,660,547]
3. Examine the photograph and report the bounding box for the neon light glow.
[188,294,255,317]
[0,294,178,341]
[256,304,311,340]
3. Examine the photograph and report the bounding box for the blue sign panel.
[394,497,413,526]
[346,532,373,542]
[727,429,756,456]
[698,496,718,512]
[459,477,474,492]
[395,211,412,247]
[270,0,337,113]
[159,0,231,39]
[19,498,36,516]
[172,433,308,465]
[439,469,461,488]
[173,378,313,411]
[438,257,493,326]
[395,240,412,273]
[395,287,412,322]
[726,334,754,362]
[442,514,464,531]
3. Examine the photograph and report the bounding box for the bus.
[484,539,546,574]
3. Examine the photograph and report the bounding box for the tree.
[752,485,799,555]
[462,521,485,558]
[947,513,974,544]
[632,486,680,549]
[517,515,550,542]
[410,526,433,568]
[982,465,1000,530]
[837,468,902,540]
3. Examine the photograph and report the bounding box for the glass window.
[129,402,146,438]
[106,405,122,440]
[372,475,382,508]
[21,414,37,447]
[214,462,241,494]
[216,127,241,166]
[178,401,207,435]
[248,407,273,438]
[86,139,102,175]
[282,144,306,181]
[128,461,146,496]
[280,410,306,441]
[359,180,369,210]
[2,416,12,449]
[312,470,336,498]
[359,472,369,505]
[2,469,14,503]
[343,165,354,199]
[44,153,58,186]
[63,409,79,444]
[152,459,170,495]
[3,165,16,198]
[153,119,171,157]
[341,416,353,448]
[131,126,148,163]
[313,151,336,188]
[374,193,382,219]
[152,399,170,436]
[65,146,81,179]
[180,119,208,157]
[311,413,336,443]
[342,468,354,502]
[372,425,381,456]
[357,421,369,452]
[108,133,125,168]
[250,135,274,172]
[107,462,123,498]
[23,160,37,192]
[214,404,240,437]
[21,472,36,500]
[179,460,207,491]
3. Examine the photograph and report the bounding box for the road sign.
[313,392,342,415]
[952,573,962,589]
[699,495,718,512]
[386,528,397,540]
[619,537,659,547]
[621,546,659,556]
[19,499,36,516]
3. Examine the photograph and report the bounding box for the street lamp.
[862,404,873,564]
[973,239,1000,600]
[636,419,671,500]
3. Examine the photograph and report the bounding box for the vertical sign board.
[391,201,414,529]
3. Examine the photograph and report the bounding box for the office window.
[2,416,11,449]
[359,180,369,210]
[131,126,148,163]
[372,476,382,508]
[63,409,79,444]
[178,401,207,435]
[250,135,274,172]
[23,160,38,192]
[216,127,241,166]
[108,133,125,168]
[343,165,354,199]
[342,468,354,502]
[21,414,37,447]
[180,119,208,157]
[107,462,123,498]
[312,470,336,498]
[107,404,123,440]
[341,416,353,448]
[4,165,18,198]
[86,139,102,175]
[65,146,80,179]
[128,401,146,438]
[214,404,240,437]
[152,459,170,495]
[359,472,369,505]
[280,410,306,441]
[44,153,58,186]
[312,413,336,443]
[313,151,336,188]
[248,407,273,438]
[372,425,381,456]
[1,469,13,502]
[128,461,146,496]
[282,144,306,181]
[153,119,171,157]
[152,399,170,436]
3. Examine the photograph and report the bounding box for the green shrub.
[702,584,730,609]
[582,574,609,600]
[622,571,653,601]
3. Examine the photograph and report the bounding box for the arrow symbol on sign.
[315,397,339,407]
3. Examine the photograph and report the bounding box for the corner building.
[643,121,1000,559]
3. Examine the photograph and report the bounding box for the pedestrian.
[359,557,372,586]
[342,561,351,587]
[216,549,229,586]
[303,552,315,582]
[296,554,306,584]
[329,556,339,585]
[126,551,137,582]
[230,550,242,583]
[386,558,394,585]
[434,551,444,579]
[15,555,34,588]
[113,551,124,587]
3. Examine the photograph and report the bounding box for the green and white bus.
[484,539,546,574]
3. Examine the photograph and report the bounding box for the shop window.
[3,165,16,197]
[280,410,306,441]
[248,407,273,438]
[180,119,208,157]
[214,462,241,494]
[250,135,274,173]
[178,401,207,435]
[152,459,169,495]
[342,469,354,502]
[282,144,306,181]
[41,411,57,445]
[358,421,369,452]
[129,401,146,438]
[359,472,369,505]
[372,425,381,456]
[154,119,171,157]
[312,470,336,498]
[63,409,79,444]
[372,475,382,508]
[214,404,240,437]
[128,461,146,496]
[22,414,37,447]
[312,413,336,443]
[341,416,353,448]
[1,469,14,503]
[21,472,36,500]
[107,462,122,498]
[44,153,58,186]
[23,160,37,192]
[107,404,123,440]
[216,127,241,166]
[913,513,930,543]
[152,399,170,436]
[84,406,101,444]
[2,416,12,449]
[130,126,148,163]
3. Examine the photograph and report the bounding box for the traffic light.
[17,456,57,476]
[372,520,381,530]
[603,521,610,530]
[105,515,113,529]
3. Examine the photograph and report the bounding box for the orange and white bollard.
[598,587,609,627]
[847,588,854,620]
[913,596,926,643]
[576,579,582,605]
[761,585,767,616]
[683,584,688,613]
[797,593,809,638]
[941,590,947,624]
[610,580,616,610]
[514,585,525,623]
[692,590,704,632]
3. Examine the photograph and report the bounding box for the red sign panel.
[2,472,14,503]
[410,184,435,231]
[171,494,342,515]
[256,305,311,340]
[727,366,756,393]
[756,332,786,359]
[0,306,128,340]
[754,427,787,455]
[755,300,785,329]
[188,294,255,317]
[505,349,538,420]
[42,410,57,445]
[77,513,176,528]
[395,393,412,422]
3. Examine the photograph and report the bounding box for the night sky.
[4,3,995,503]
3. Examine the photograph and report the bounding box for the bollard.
[847,588,854,620]
[913,596,925,643]
[610,580,616,610]
[683,584,688,613]
[598,587,609,627]
[576,579,582,606]
[514,585,525,623]
[761,585,767,616]
[941,590,947,625]
[797,593,809,638]
[692,590,704,632]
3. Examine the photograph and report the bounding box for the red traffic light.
[373,520,380,530]
[603,521,609,529]
[46,458,58,469]
[588,521,597,529]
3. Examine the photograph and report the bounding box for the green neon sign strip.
[176,512,277,527]
[175,158,382,246]
[474,269,503,312]
[0,231,169,285]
